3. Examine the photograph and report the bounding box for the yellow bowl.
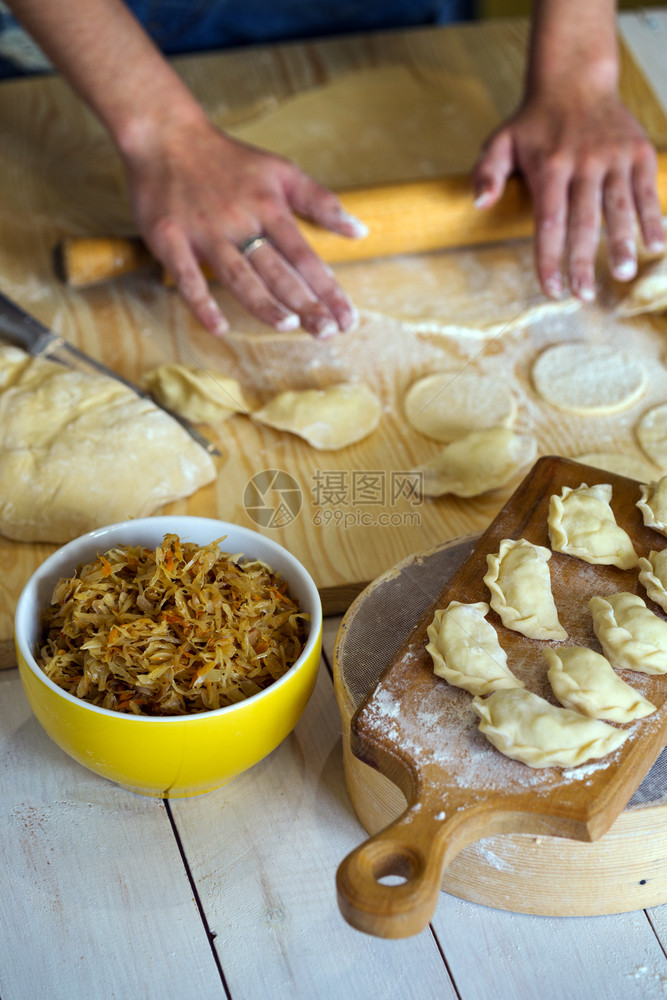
[15,516,322,798]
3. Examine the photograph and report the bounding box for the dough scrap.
[484,538,567,641]
[471,688,628,769]
[638,550,667,612]
[617,256,667,317]
[415,427,536,498]
[0,346,216,543]
[403,370,517,443]
[590,592,667,675]
[637,476,667,536]
[252,382,381,450]
[636,404,667,471]
[544,646,656,723]
[426,601,523,696]
[573,451,658,484]
[142,363,250,424]
[531,342,647,415]
[548,483,638,569]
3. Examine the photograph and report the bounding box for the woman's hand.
[473,92,664,302]
[123,115,364,337]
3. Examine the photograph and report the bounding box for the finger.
[602,167,638,282]
[148,223,230,336]
[263,215,358,334]
[286,170,368,239]
[566,170,603,302]
[632,148,666,254]
[472,130,515,208]
[207,241,302,331]
[245,236,345,339]
[527,166,570,299]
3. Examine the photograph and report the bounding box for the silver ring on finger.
[238,234,268,257]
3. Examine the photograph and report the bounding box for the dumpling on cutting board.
[638,550,667,612]
[484,537,567,641]
[426,600,523,696]
[548,483,638,569]
[0,345,216,544]
[637,476,667,537]
[590,592,667,675]
[471,688,629,768]
[544,646,656,723]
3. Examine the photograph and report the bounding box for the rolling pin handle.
[336,801,470,939]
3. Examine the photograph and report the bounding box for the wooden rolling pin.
[54,156,667,287]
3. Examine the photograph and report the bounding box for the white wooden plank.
[431,893,667,1000]
[169,662,455,1000]
[620,10,667,111]
[0,670,225,1000]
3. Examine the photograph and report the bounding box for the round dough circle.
[531,342,647,415]
[403,371,516,442]
[637,404,667,470]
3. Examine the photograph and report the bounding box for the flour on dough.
[548,483,638,569]
[544,646,656,723]
[252,382,381,450]
[638,550,667,613]
[531,342,647,415]
[426,601,523,696]
[471,688,628,769]
[637,404,667,471]
[142,363,250,424]
[403,370,516,443]
[414,427,536,498]
[573,451,658,484]
[590,592,667,675]
[0,346,216,544]
[484,537,567,641]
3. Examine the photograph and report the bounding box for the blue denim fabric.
[0,0,473,77]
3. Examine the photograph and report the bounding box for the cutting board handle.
[336,793,497,938]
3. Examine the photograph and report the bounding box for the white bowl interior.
[15,516,322,716]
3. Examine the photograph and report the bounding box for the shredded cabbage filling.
[37,533,309,715]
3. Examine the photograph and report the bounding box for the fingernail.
[544,275,563,299]
[338,210,369,239]
[474,190,493,209]
[315,318,339,340]
[341,304,359,332]
[647,237,666,254]
[574,282,596,303]
[275,312,301,332]
[612,258,637,281]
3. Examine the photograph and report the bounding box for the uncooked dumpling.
[590,592,667,675]
[403,370,516,442]
[253,382,381,450]
[426,601,523,696]
[471,688,628,768]
[415,427,536,498]
[484,538,567,641]
[548,483,638,569]
[0,346,216,543]
[544,646,656,723]
[617,257,667,317]
[637,476,667,536]
[531,342,647,415]
[636,405,667,471]
[142,363,250,424]
[638,550,667,612]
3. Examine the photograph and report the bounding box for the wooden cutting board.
[336,456,667,938]
[2,21,667,664]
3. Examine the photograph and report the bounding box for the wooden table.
[2,11,667,999]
